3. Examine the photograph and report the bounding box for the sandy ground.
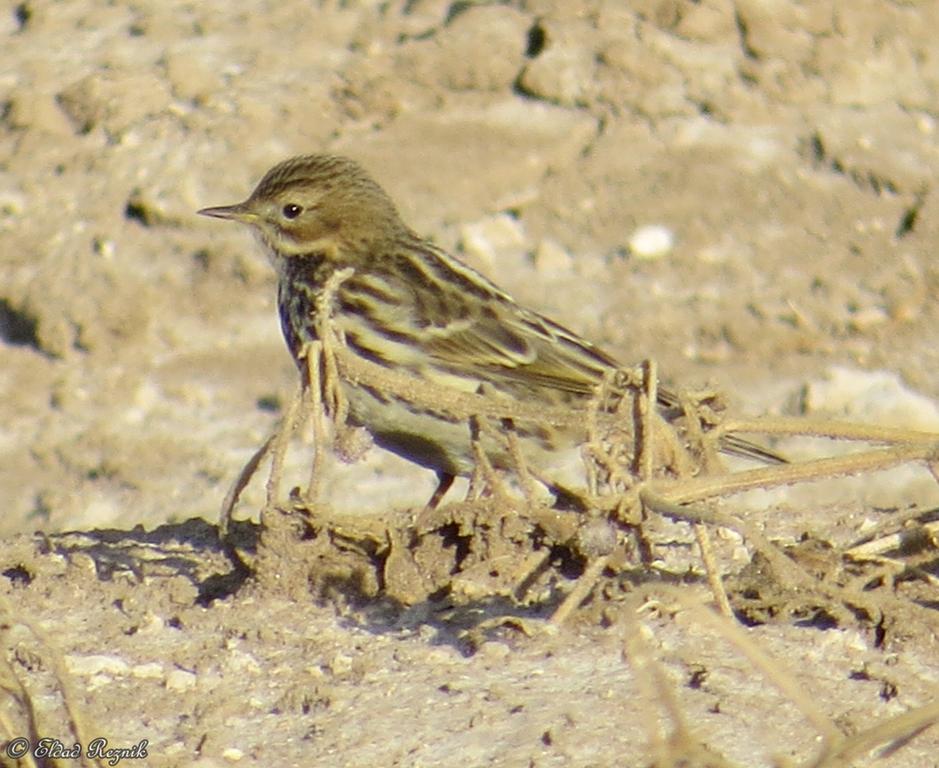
[2,1,939,766]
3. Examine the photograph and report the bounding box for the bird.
[199,154,781,508]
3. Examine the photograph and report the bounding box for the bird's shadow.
[26,513,706,656]
[37,517,256,605]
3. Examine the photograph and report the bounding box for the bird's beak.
[197,201,257,223]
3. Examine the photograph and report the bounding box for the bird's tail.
[719,433,787,465]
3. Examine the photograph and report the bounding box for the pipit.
[199,154,780,506]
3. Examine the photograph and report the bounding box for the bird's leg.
[426,471,455,510]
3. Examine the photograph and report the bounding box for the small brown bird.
[199,154,780,505]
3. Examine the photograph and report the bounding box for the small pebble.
[533,238,573,274]
[459,214,527,271]
[328,652,353,676]
[65,654,130,677]
[627,224,675,261]
[165,668,197,691]
[131,662,164,679]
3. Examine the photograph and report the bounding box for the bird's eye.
[282,203,303,219]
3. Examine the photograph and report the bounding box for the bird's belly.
[342,381,478,475]
[340,380,587,487]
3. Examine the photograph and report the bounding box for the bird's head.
[199,154,406,264]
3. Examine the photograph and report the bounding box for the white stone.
[459,214,528,272]
[165,668,197,691]
[628,224,675,261]
[131,662,164,679]
[328,653,354,676]
[65,654,130,677]
[533,238,573,274]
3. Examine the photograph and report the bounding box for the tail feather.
[719,434,787,464]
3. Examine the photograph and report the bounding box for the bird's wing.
[336,255,615,396]
[424,301,616,395]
